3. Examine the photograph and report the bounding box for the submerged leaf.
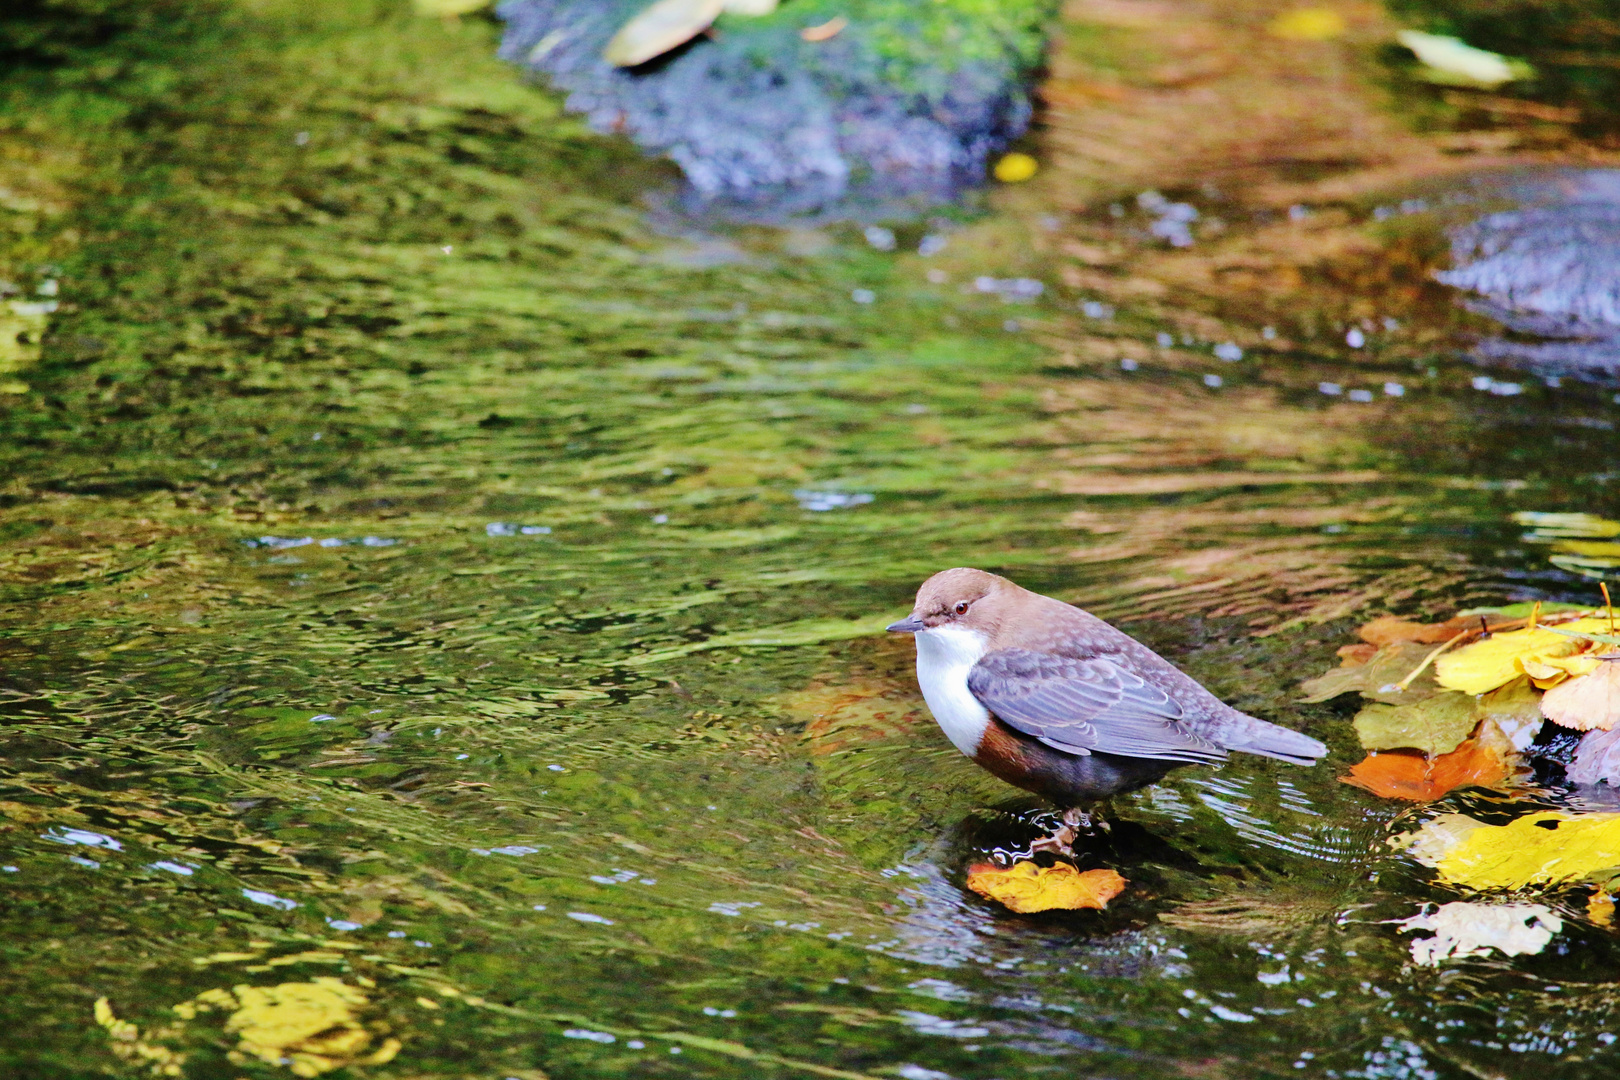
[178,978,398,1077]
[1397,30,1533,88]
[1343,737,1511,802]
[604,0,726,68]
[1351,692,1478,755]
[1477,678,1545,749]
[1268,8,1347,41]
[1299,643,1438,703]
[1541,661,1620,732]
[1395,901,1561,966]
[965,861,1125,913]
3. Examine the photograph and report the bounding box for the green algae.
[5,2,1620,1079]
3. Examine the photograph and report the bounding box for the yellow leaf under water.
[965,861,1125,913]
[175,978,399,1077]
[993,153,1039,183]
[1268,8,1347,41]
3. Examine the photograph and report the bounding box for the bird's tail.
[1228,714,1327,766]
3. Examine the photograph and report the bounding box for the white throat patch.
[913,624,992,757]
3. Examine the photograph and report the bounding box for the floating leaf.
[1513,512,1620,540]
[604,0,726,68]
[965,861,1125,913]
[1431,621,1615,695]
[722,0,779,14]
[1395,901,1561,966]
[1299,643,1438,703]
[1401,812,1620,891]
[1569,726,1620,787]
[1541,661,1620,732]
[1342,738,1511,802]
[1351,691,1478,755]
[992,153,1038,183]
[1357,615,1468,648]
[1268,8,1347,40]
[1396,30,1533,88]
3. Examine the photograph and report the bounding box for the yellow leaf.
[965,861,1124,912]
[185,978,384,1077]
[1268,8,1347,41]
[1432,619,1614,694]
[604,0,726,68]
[1518,653,1600,689]
[1541,661,1620,731]
[993,153,1038,183]
[1407,812,1620,891]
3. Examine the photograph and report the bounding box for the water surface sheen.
[4,4,1620,1079]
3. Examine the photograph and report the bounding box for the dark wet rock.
[495,0,1053,218]
[1438,170,1620,382]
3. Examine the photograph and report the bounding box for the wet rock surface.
[496,0,1051,218]
[1439,170,1620,382]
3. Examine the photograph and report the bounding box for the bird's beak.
[886,615,926,633]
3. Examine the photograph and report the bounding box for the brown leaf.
[1590,890,1615,928]
[965,861,1125,913]
[1358,615,1470,648]
[1336,643,1378,668]
[1340,737,1511,801]
[1541,660,1620,732]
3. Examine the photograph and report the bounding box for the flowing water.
[5,3,1620,1078]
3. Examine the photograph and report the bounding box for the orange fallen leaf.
[1341,737,1511,801]
[1541,660,1620,731]
[966,861,1125,913]
[1358,615,1470,648]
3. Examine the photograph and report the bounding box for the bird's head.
[886,567,1012,636]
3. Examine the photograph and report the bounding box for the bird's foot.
[1062,806,1111,836]
[1027,824,1077,858]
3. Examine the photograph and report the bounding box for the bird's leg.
[1062,806,1111,836]
[1026,822,1076,858]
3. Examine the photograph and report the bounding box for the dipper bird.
[887,569,1326,818]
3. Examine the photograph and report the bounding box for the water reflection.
[4,1,1620,1077]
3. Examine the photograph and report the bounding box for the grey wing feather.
[967,648,1228,765]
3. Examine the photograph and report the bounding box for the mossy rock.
[496,0,1057,214]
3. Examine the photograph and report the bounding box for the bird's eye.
[953,601,970,615]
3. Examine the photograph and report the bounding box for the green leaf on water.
[1352,692,1480,756]
[1298,643,1439,704]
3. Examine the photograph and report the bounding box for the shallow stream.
[5,3,1620,1078]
